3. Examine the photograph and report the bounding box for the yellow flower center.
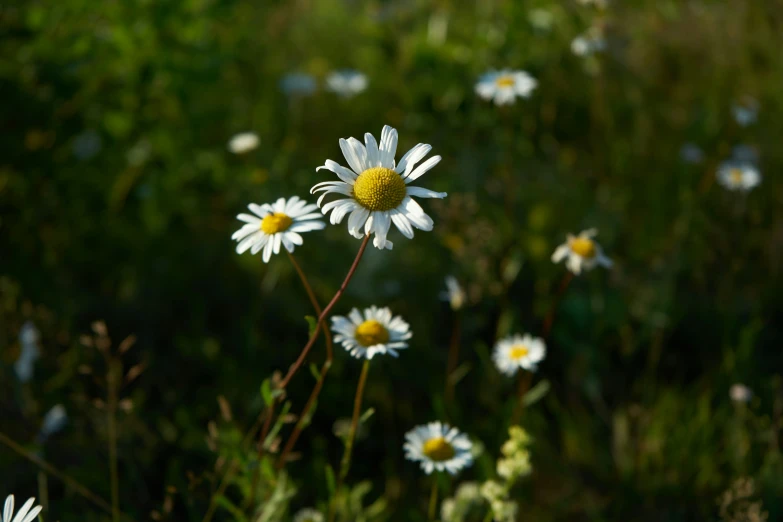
[352,167,407,211]
[509,345,529,360]
[260,213,293,234]
[495,76,515,88]
[569,237,596,258]
[730,168,744,184]
[423,437,456,462]
[354,319,390,347]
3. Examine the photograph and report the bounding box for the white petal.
[379,125,398,168]
[396,143,432,175]
[249,235,269,254]
[317,159,358,185]
[5,496,14,522]
[236,213,262,224]
[273,234,282,255]
[405,155,441,183]
[285,232,304,245]
[406,186,447,199]
[348,207,370,236]
[551,243,570,263]
[289,220,326,233]
[262,238,274,263]
[364,132,380,168]
[236,232,263,254]
[248,203,273,217]
[372,212,392,249]
[390,210,415,239]
[339,138,366,175]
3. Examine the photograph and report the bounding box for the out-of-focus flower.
[39,405,68,442]
[2,495,43,522]
[331,306,411,360]
[716,162,761,192]
[527,9,554,31]
[72,130,102,160]
[475,70,538,105]
[480,480,505,503]
[440,482,482,522]
[551,228,613,275]
[311,125,446,250]
[404,422,473,475]
[493,334,546,376]
[732,98,759,127]
[15,321,40,383]
[292,508,323,522]
[227,132,259,154]
[571,29,606,57]
[440,276,466,311]
[232,196,325,262]
[680,143,704,164]
[280,73,317,97]
[730,384,752,403]
[325,70,368,98]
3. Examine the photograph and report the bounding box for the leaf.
[261,378,273,406]
[523,379,550,407]
[309,362,321,381]
[305,315,318,336]
[358,407,375,425]
[325,464,336,496]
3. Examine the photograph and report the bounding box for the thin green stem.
[329,358,371,522]
[107,359,120,522]
[428,478,439,521]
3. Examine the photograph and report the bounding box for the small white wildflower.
[326,70,368,98]
[730,384,752,403]
[15,321,40,383]
[40,404,68,439]
[551,228,613,275]
[227,132,259,154]
[571,30,606,57]
[493,334,546,376]
[331,306,412,360]
[404,422,474,475]
[480,480,505,503]
[716,162,761,192]
[475,69,538,106]
[440,276,466,311]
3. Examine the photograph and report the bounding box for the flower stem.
[276,251,334,468]
[541,271,574,339]
[329,358,371,522]
[444,311,462,407]
[428,478,439,521]
[107,359,120,522]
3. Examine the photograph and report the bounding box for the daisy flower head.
[232,196,325,262]
[730,384,752,403]
[311,125,446,250]
[227,132,259,154]
[717,161,761,192]
[331,305,412,360]
[440,275,466,311]
[2,495,42,522]
[475,69,537,106]
[551,228,613,275]
[293,508,324,522]
[404,421,473,475]
[493,334,546,376]
[326,69,368,98]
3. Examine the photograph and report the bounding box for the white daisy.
[716,161,761,192]
[39,404,67,440]
[331,306,412,360]
[292,508,324,522]
[729,384,752,403]
[326,70,368,98]
[492,334,546,376]
[310,125,446,250]
[231,196,326,262]
[732,98,758,127]
[475,69,538,106]
[2,495,43,522]
[403,421,473,475]
[15,321,40,383]
[551,228,613,275]
[440,276,466,311]
[571,29,606,57]
[227,132,259,154]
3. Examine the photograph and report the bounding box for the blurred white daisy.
[493,334,546,376]
[440,276,466,311]
[293,508,324,522]
[280,73,317,97]
[39,404,68,441]
[2,495,42,522]
[475,70,538,106]
[15,321,40,383]
[404,422,473,475]
[311,125,446,250]
[326,70,368,98]
[716,162,761,192]
[571,29,606,57]
[227,132,259,154]
[730,384,752,403]
[232,196,325,262]
[551,228,613,275]
[732,98,758,127]
[331,305,412,359]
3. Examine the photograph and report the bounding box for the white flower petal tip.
[475,69,538,105]
[2,495,43,522]
[492,334,547,376]
[551,228,612,275]
[330,305,411,360]
[231,196,325,262]
[403,422,474,475]
[311,125,445,250]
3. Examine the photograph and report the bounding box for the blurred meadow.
[2,0,783,520]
